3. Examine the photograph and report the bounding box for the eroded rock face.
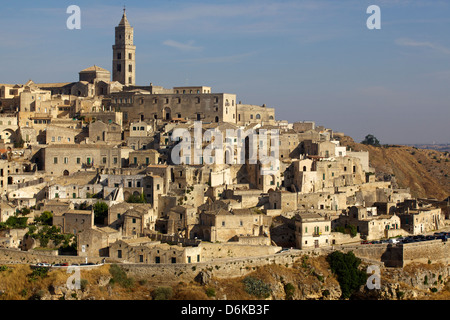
[353,263,450,300]
[194,270,212,286]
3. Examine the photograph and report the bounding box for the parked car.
[388,238,399,244]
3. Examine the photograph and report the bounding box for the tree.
[361,134,380,147]
[126,193,146,203]
[326,251,367,299]
[35,211,53,225]
[93,202,109,225]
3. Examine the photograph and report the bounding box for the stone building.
[196,208,271,243]
[88,120,122,144]
[43,144,121,176]
[236,104,275,125]
[53,209,94,235]
[46,125,84,145]
[0,201,16,222]
[397,207,444,235]
[294,212,331,249]
[129,149,160,167]
[157,204,198,237]
[287,155,365,194]
[111,90,237,126]
[337,206,402,240]
[79,66,111,84]
[109,238,202,264]
[268,190,297,213]
[81,111,123,127]
[0,114,19,144]
[77,226,121,257]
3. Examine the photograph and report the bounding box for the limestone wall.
[200,242,280,261]
[402,240,450,266]
[0,248,89,265]
[117,250,303,285]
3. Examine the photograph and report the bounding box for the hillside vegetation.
[1,255,449,300]
[340,136,450,200]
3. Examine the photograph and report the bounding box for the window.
[156,184,160,190]
[76,157,81,164]
[118,250,122,259]
[171,257,176,264]
[155,257,160,263]
[222,221,225,227]
[64,157,68,164]
[117,53,121,59]
[113,157,118,164]
[132,218,136,223]
[129,64,132,72]
[129,53,132,59]
[139,255,143,263]
[53,157,58,164]
[102,157,107,164]
[117,64,121,72]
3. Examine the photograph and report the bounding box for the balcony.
[312,232,322,237]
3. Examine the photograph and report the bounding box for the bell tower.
[112,8,136,86]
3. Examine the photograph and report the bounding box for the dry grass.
[340,137,449,199]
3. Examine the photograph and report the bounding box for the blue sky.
[1,0,450,144]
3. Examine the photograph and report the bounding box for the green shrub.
[242,276,271,299]
[152,286,173,300]
[326,251,367,299]
[80,279,89,291]
[28,267,49,282]
[109,264,135,288]
[205,287,216,297]
[284,283,295,300]
[93,202,108,225]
